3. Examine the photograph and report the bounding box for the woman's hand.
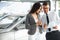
[36,21,39,26]
[38,20,42,26]
[36,20,42,27]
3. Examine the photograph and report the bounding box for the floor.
[0,29,46,40]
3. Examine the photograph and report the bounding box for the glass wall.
[56,1,60,17]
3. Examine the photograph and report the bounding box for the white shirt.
[41,11,60,31]
[42,11,59,24]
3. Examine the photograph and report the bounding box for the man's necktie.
[46,13,49,25]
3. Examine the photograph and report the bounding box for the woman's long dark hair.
[29,2,41,14]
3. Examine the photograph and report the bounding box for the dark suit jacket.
[25,14,42,35]
[46,30,60,40]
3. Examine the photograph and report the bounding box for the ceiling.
[1,0,50,2]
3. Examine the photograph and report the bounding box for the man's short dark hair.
[43,1,49,6]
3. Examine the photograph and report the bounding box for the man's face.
[43,5,49,14]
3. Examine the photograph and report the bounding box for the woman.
[25,2,42,40]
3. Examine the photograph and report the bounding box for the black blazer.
[46,30,60,40]
[25,14,42,35]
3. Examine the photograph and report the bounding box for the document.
[48,21,60,31]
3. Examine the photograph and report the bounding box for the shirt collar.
[43,11,50,15]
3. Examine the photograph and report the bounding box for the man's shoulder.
[49,11,56,14]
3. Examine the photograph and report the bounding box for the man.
[41,2,60,31]
[41,2,60,40]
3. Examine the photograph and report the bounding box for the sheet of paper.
[48,21,60,31]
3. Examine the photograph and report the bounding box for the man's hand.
[53,25,58,29]
[44,24,47,30]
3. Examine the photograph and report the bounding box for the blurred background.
[0,0,60,40]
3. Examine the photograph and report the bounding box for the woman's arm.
[25,14,36,29]
[25,15,31,29]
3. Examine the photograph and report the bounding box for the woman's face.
[36,7,42,14]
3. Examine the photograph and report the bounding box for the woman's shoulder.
[26,13,31,17]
